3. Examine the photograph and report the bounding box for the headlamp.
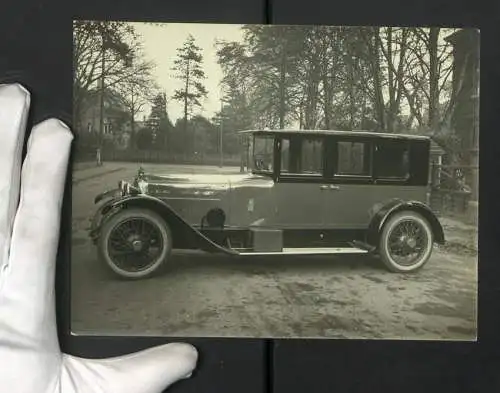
[137,179,148,194]
[118,180,130,196]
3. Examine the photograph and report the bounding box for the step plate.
[238,247,368,256]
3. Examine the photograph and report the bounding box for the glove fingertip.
[171,342,199,375]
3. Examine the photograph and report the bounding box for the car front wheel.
[98,208,172,279]
[379,211,434,273]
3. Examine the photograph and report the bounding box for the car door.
[273,135,326,229]
[321,137,375,229]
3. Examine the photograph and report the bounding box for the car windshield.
[252,134,274,172]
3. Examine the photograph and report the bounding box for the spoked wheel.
[98,208,172,279]
[379,211,434,273]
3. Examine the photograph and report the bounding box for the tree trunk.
[299,99,304,129]
[428,27,440,131]
[347,54,356,130]
[371,28,385,131]
[386,28,395,133]
[99,43,106,149]
[305,64,320,129]
[184,60,190,151]
[322,76,331,129]
[73,92,83,134]
[130,115,135,149]
[279,40,287,129]
[321,31,336,130]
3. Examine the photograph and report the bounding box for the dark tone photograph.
[71,21,479,340]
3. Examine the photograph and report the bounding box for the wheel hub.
[406,237,417,248]
[399,235,417,249]
[127,234,145,252]
[131,239,143,252]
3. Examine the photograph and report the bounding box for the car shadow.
[165,251,384,276]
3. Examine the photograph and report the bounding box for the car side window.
[300,138,323,175]
[280,137,323,176]
[336,141,369,176]
[280,138,291,172]
[253,135,274,172]
[375,142,410,179]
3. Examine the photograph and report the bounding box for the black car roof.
[238,129,430,141]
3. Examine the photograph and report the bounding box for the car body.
[89,129,445,279]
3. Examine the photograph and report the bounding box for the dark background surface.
[1,0,499,392]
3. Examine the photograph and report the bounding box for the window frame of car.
[371,138,412,184]
[251,130,430,187]
[250,132,277,178]
[327,135,374,183]
[374,136,430,186]
[324,135,429,186]
[275,133,327,183]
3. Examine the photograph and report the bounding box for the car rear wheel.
[98,208,172,279]
[379,211,434,273]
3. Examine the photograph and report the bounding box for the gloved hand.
[0,83,198,393]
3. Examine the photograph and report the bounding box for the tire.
[379,211,434,273]
[98,207,172,279]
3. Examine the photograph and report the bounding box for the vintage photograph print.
[71,21,479,340]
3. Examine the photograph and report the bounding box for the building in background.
[444,29,479,222]
[80,88,133,151]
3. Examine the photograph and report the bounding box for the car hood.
[144,172,274,189]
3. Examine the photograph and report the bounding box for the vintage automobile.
[88,129,445,279]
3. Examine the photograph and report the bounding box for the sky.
[129,22,245,123]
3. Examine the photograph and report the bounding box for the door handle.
[320,184,340,190]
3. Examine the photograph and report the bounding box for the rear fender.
[366,198,445,248]
[98,195,238,255]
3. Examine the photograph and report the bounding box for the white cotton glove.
[0,83,198,393]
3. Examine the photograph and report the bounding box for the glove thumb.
[62,343,198,393]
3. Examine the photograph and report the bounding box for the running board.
[237,247,369,256]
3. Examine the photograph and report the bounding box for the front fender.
[88,195,122,243]
[366,198,445,247]
[97,195,238,255]
[94,188,121,204]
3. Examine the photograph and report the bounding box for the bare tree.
[215,24,465,141]
[73,21,151,132]
[112,54,158,147]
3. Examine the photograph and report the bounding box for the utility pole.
[219,98,224,168]
[163,91,168,152]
